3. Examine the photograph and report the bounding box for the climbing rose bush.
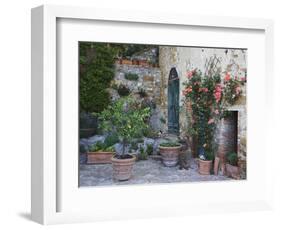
[182,69,245,159]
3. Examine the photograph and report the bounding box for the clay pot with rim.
[225,163,240,179]
[159,144,182,167]
[198,159,213,175]
[87,151,114,164]
[111,155,136,181]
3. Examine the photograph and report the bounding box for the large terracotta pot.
[217,112,238,174]
[87,152,114,164]
[159,145,182,167]
[225,163,240,179]
[198,159,213,175]
[111,155,136,181]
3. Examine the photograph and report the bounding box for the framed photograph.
[31,5,274,225]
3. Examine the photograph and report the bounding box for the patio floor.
[79,157,230,187]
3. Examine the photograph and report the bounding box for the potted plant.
[225,152,240,179]
[99,97,150,181]
[198,151,214,175]
[87,141,115,164]
[159,142,182,167]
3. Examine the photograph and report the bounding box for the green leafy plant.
[79,42,117,113]
[205,151,215,161]
[89,141,115,152]
[160,117,166,124]
[104,132,119,147]
[227,152,238,166]
[99,97,151,158]
[138,146,148,160]
[146,144,153,155]
[117,84,131,97]
[125,73,139,81]
[159,142,181,147]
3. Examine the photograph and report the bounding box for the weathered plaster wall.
[159,46,247,178]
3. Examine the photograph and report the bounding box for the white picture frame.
[31,5,274,225]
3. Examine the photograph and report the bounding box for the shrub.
[125,73,139,81]
[89,141,115,152]
[104,132,119,147]
[117,84,131,97]
[146,144,153,155]
[138,146,148,160]
[99,97,151,156]
[227,152,238,166]
[79,42,117,113]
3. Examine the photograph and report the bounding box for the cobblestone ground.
[79,158,230,187]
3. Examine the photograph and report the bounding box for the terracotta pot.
[198,159,213,175]
[159,145,182,167]
[111,155,136,181]
[122,59,133,65]
[87,152,114,164]
[225,163,240,179]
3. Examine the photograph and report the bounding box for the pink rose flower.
[208,118,214,124]
[235,86,241,95]
[186,71,194,79]
[214,109,219,115]
[224,73,231,82]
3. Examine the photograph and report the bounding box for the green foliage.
[125,73,139,81]
[117,84,131,97]
[79,42,117,113]
[104,132,119,147]
[205,151,215,161]
[89,141,115,152]
[160,142,181,147]
[227,152,238,166]
[99,97,151,155]
[146,144,153,155]
[160,117,166,124]
[138,146,148,160]
[143,127,158,138]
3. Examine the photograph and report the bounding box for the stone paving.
[79,157,230,187]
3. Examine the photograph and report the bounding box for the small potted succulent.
[225,152,240,179]
[159,142,182,167]
[198,150,214,175]
[99,97,150,181]
[87,141,115,164]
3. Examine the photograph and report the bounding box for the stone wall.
[111,64,165,132]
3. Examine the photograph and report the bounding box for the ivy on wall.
[79,42,117,113]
